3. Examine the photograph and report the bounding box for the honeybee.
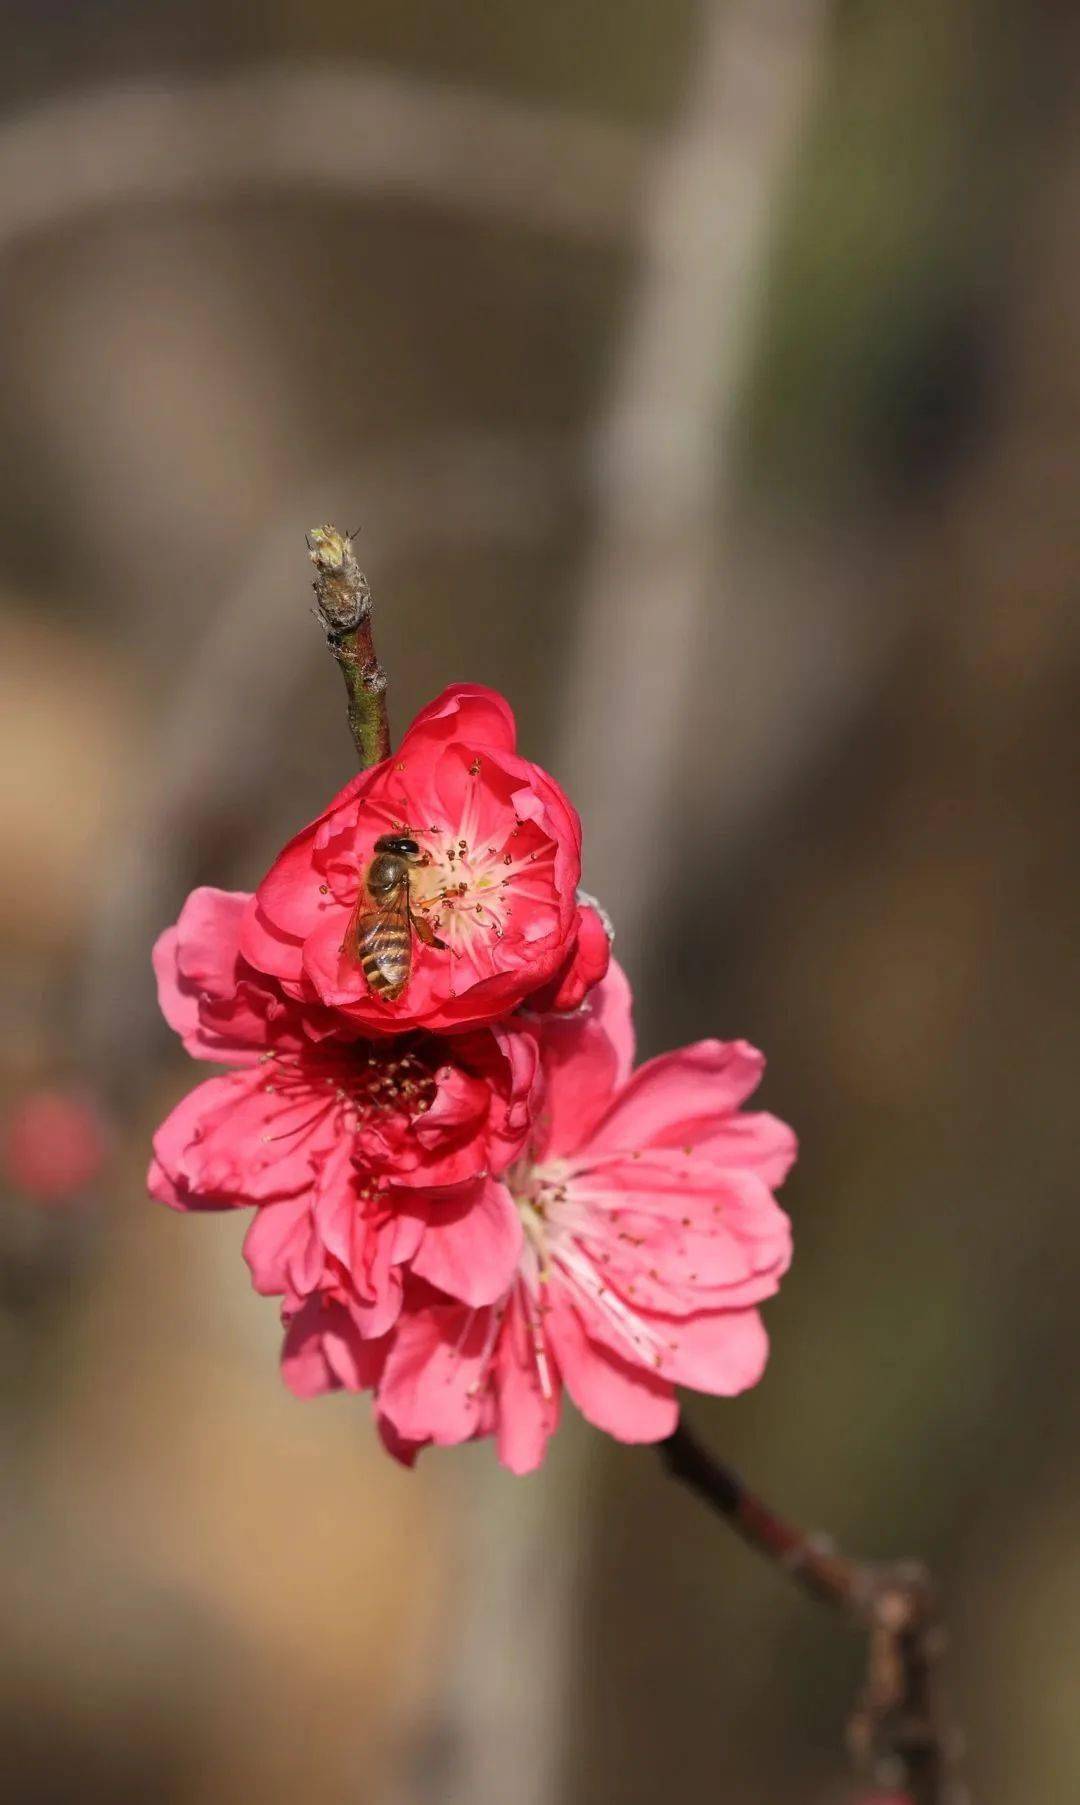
[347,835,446,1001]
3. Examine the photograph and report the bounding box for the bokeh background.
[1,3,1077,1801]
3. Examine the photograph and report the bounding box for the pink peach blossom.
[149,886,537,1336]
[291,962,796,1473]
[239,684,607,1034]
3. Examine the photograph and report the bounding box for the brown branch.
[307,525,390,769]
[659,1422,961,1805]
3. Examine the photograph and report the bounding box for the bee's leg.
[411,908,448,952]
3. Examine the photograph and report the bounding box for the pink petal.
[243,1196,315,1294]
[411,1064,490,1145]
[280,1297,387,1397]
[693,1109,798,1186]
[431,741,509,839]
[532,901,612,1012]
[570,1160,792,1316]
[377,1299,489,1445]
[389,1210,426,1264]
[550,1294,677,1443]
[251,807,350,949]
[391,1054,504,1191]
[338,1212,408,1338]
[147,1154,182,1209]
[663,1306,771,1395]
[150,1078,251,1209]
[407,1178,523,1307]
[151,925,192,1041]
[310,1139,360,1267]
[516,764,582,860]
[280,1300,339,1397]
[535,960,635,1159]
[153,888,243,1026]
[587,1039,767,1157]
[376,1412,424,1467]
[400,683,517,756]
[239,895,305,986]
[321,1310,387,1390]
[151,1061,347,1211]
[429,964,558,1033]
[487,1023,541,1168]
[154,888,286,1065]
[345,1262,405,1339]
[492,1290,562,1473]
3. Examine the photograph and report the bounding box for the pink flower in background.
[3,1087,109,1205]
[290,962,796,1472]
[239,684,607,1034]
[150,886,538,1336]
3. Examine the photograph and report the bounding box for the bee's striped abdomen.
[353,898,412,1001]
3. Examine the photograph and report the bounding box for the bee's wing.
[349,885,412,999]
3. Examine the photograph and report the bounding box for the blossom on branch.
[239,684,607,1034]
[288,963,797,1472]
[148,669,793,1474]
[143,530,955,1789]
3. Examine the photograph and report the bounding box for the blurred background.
[0,2,1077,1801]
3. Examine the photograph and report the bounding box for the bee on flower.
[239,684,608,1033]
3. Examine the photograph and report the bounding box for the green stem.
[307,525,391,768]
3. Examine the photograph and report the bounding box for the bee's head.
[374,834,421,860]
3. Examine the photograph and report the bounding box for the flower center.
[508,1157,573,1282]
[260,1043,437,1146]
[405,823,554,956]
[507,1155,669,1372]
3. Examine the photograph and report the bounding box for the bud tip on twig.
[306,522,389,768]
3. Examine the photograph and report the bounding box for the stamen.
[511,1160,669,1374]
[465,1297,507,1396]
[528,1292,555,1402]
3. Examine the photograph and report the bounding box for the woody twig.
[308,525,390,770]
[659,1421,963,1805]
